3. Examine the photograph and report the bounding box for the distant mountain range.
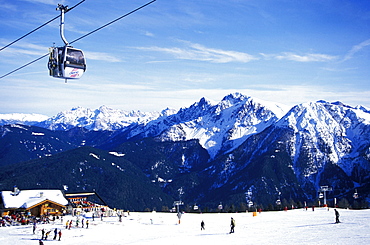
[0,92,369,211]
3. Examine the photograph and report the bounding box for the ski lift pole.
[57,4,69,46]
[174,201,183,224]
[319,186,332,207]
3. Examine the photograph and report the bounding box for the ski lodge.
[0,187,111,217]
[0,187,68,217]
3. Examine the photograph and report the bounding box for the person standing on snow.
[334,209,340,223]
[41,229,45,240]
[58,230,62,241]
[32,222,36,234]
[201,220,205,230]
[44,230,51,240]
[230,217,235,233]
[53,228,58,240]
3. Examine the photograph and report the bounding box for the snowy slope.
[0,209,369,245]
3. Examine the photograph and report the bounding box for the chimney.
[11,185,20,196]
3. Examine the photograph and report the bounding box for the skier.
[334,209,340,223]
[32,222,36,234]
[41,228,45,240]
[53,228,58,240]
[86,219,89,229]
[44,230,51,240]
[201,220,205,230]
[230,217,235,233]
[58,230,62,241]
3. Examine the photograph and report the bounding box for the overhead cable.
[0,0,156,80]
[0,0,86,52]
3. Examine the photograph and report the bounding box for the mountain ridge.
[0,92,369,210]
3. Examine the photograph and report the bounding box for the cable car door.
[62,47,86,79]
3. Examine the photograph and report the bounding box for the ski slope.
[0,208,369,244]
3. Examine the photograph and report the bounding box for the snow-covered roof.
[1,189,68,209]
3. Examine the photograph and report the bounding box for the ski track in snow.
[0,208,369,245]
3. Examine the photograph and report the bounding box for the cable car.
[48,4,86,80]
[48,46,86,79]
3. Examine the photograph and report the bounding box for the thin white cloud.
[143,31,154,37]
[137,41,258,63]
[0,42,48,57]
[343,39,370,61]
[23,0,65,5]
[3,2,17,11]
[264,52,337,62]
[0,40,120,64]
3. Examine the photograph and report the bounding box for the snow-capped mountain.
[0,113,48,125]
[196,100,370,206]
[279,101,370,177]
[0,93,288,158]
[123,93,289,158]
[1,93,369,209]
[36,105,177,131]
[277,101,370,195]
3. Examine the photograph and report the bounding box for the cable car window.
[66,48,85,66]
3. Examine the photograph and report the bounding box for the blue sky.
[1,0,370,116]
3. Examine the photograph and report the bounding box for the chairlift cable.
[70,0,156,45]
[0,54,49,79]
[0,0,86,52]
[0,0,157,80]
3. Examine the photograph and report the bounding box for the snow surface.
[1,208,369,244]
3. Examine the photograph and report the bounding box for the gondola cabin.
[48,46,86,79]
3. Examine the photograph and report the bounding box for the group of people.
[1,213,63,228]
[0,213,35,226]
[200,217,236,234]
[199,209,340,234]
[39,227,62,241]
[65,218,89,229]
[36,216,91,243]
[38,227,62,244]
